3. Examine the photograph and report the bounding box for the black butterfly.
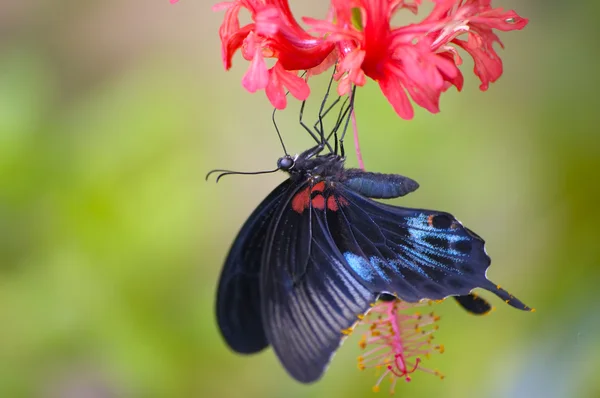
[212,143,533,383]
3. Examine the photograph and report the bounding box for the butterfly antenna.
[205,167,280,183]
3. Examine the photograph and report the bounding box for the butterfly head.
[277,155,295,172]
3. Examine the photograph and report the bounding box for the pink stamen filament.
[351,109,364,170]
[362,344,389,357]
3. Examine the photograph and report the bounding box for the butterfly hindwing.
[326,180,531,310]
[454,294,493,315]
[261,180,376,383]
[215,180,292,354]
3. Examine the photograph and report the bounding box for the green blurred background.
[1,1,599,397]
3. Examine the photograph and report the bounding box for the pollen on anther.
[359,336,367,349]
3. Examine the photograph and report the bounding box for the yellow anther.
[496,284,501,289]
[359,337,367,350]
[341,328,353,335]
[372,385,380,393]
[357,314,365,320]
[531,308,537,313]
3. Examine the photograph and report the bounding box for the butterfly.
[212,143,533,383]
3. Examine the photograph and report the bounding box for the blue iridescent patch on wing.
[343,252,375,282]
[343,252,402,282]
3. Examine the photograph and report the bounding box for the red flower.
[306,0,528,119]
[358,299,445,394]
[423,0,529,90]
[212,0,528,118]
[213,0,334,109]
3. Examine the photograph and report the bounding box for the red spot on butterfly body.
[291,187,310,213]
[291,181,350,213]
[327,196,338,211]
[312,181,325,193]
[327,196,349,212]
[312,194,325,210]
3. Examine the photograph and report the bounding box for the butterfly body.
[215,146,531,382]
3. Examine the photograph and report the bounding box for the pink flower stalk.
[213,0,528,119]
[358,299,445,394]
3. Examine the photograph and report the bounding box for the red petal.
[242,48,269,93]
[453,32,502,91]
[275,65,310,101]
[266,67,286,109]
[379,73,414,120]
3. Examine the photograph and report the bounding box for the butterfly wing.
[454,294,493,315]
[326,183,532,311]
[215,180,293,354]
[261,180,376,383]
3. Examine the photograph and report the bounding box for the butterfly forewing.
[216,180,292,354]
[261,180,376,383]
